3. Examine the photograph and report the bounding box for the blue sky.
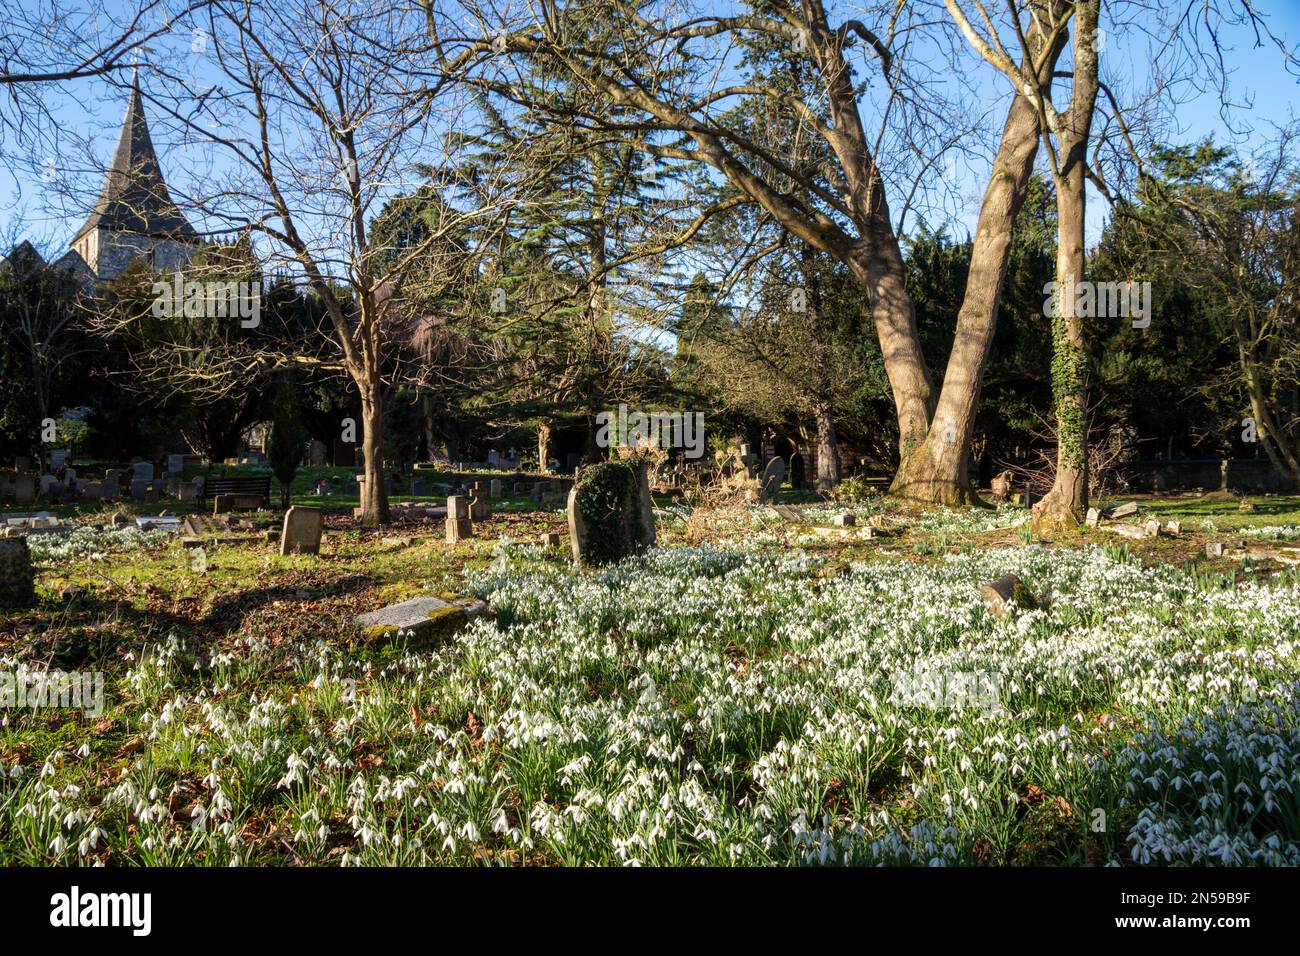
[1,1,1297,259]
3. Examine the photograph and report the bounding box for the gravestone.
[279,506,324,556]
[990,470,1014,501]
[15,474,36,505]
[759,457,786,503]
[446,496,472,543]
[981,574,1039,617]
[0,537,35,607]
[167,454,185,475]
[39,474,60,497]
[1108,501,1139,519]
[308,440,329,467]
[131,479,149,501]
[566,458,655,565]
[487,449,499,468]
[833,513,856,527]
[1085,507,1101,527]
[540,531,563,548]
[506,447,518,469]
[470,486,491,521]
[530,482,543,502]
[1205,541,1225,558]
[100,476,119,499]
[214,494,260,514]
[132,461,154,482]
[354,594,487,648]
[49,449,70,471]
[489,479,502,498]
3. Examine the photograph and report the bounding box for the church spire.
[71,73,198,249]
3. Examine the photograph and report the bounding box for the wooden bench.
[203,474,272,512]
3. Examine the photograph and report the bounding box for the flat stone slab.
[354,594,487,647]
[135,516,183,531]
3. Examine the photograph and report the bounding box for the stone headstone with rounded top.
[759,457,786,503]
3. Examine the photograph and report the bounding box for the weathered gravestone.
[0,537,35,607]
[470,484,491,521]
[132,461,154,482]
[279,506,324,556]
[446,496,472,543]
[567,459,655,565]
[980,574,1039,618]
[759,457,786,503]
[990,470,1015,501]
[15,474,36,505]
[488,478,502,498]
[354,594,487,648]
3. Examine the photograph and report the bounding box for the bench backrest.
[205,475,272,497]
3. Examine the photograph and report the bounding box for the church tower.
[68,73,199,281]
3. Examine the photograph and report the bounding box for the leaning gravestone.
[354,594,487,649]
[279,506,324,556]
[759,457,786,503]
[981,574,1039,618]
[567,458,655,565]
[0,537,35,607]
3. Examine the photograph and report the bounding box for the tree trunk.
[1032,3,1099,534]
[537,421,552,474]
[850,240,934,461]
[814,402,840,492]
[890,30,1065,506]
[801,242,840,493]
[358,383,388,526]
[421,393,436,463]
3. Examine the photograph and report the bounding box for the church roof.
[51,249,96,284]
[0,240,44,274]
[71,74,199,246]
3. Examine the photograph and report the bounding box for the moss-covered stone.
[567,459,656,565]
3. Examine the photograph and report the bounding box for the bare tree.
[460,0,1066,504]
[100,1,528,524]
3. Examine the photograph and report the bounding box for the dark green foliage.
[574,460,638,565]
[268,374,308,509]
